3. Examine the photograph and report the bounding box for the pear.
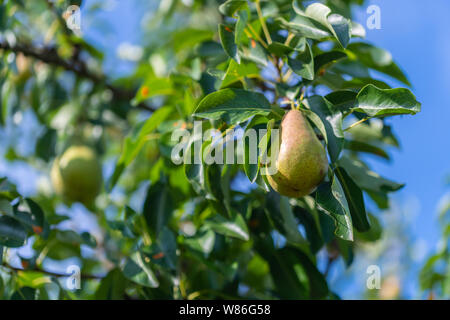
[51,145,103,206]
[266,109,328,198]
[379,276,401,300]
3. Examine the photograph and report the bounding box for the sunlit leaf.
[194,88,271,124]
[316,178,353,241]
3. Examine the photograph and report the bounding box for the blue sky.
[352,0,450,251]
[336,0,450,298]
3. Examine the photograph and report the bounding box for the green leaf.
[257,119,275,179]
[0,215,27,247]
[243,116,268,183]
[337,238,354,267]
[81,232,97,248]
[0,79,12,126]
[10,287,37,300]
[318,73,392,91]
[331,60,370,79]
[267,42,295,56]
[347,42,411,86]
[109,107,172,189]
[219,0,247,16]
[204,163,225,205]
[314,51,347,74]
[344,140,390,160]
[173,29,214,53]
[346,121,400,148]
[293,205,323,253]
[351,21,366,38]
[205,211,249,241]
[245,40,269,66]
[0,198,12,215]
[325,90,357,113]
[143,181,174,238]
[184,228,215,256]
[132,78,173,105]
[315,178,353,241]
[33,230,81,260]
[335,167,370,232]
[265,192,309,249]
[35,129,57,162]
[142,227,177,270]
[219,24,240,64]
[0,178,20,201]
[95,268,127,300]
[221,60,260,88]
[184,133,207,194]
[16,271,51,289]
[122,252,159,288]
[196,41,226,61]
[204,163,228,217]
[301,108,327,145]
[298,3,352,48]
[258,244,328,299]
[356,213,382,242]
[304,96,344,163]
[193,88,271,124]
[354,84,421,117]
[235,10,248,45]
[287,42,314,80]
[25,198,45,229]
[276,83,301,101]
[276,16,330,40]
[338,157,404,193]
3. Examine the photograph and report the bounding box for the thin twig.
[0,41,156,112]
[2,263,103,280]
[255,0,272,45]
[284,33,295,46]
[246,25,268,49]
[344,117,370,131]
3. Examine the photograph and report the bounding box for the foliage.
[419,180,450,299]
[0,0,421,299]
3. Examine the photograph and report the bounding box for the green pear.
[267,109,328,198]
[51,145,103,206]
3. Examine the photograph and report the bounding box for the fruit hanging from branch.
[267,109,328,198]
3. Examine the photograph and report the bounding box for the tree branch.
[0,40,156,112]
[2,262,103,280]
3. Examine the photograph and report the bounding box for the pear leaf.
[194,88,271,124]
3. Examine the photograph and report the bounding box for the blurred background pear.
[379,275,401,300]
[51,145,102,206]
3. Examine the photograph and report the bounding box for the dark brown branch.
[0,40,156,112]
[2,262,103,280]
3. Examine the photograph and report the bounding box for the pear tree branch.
[0,40,156,112]
[1,262,104,280]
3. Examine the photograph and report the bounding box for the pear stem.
[344,117,370,131]
[291,101,296,110]
[299,88,305,101]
